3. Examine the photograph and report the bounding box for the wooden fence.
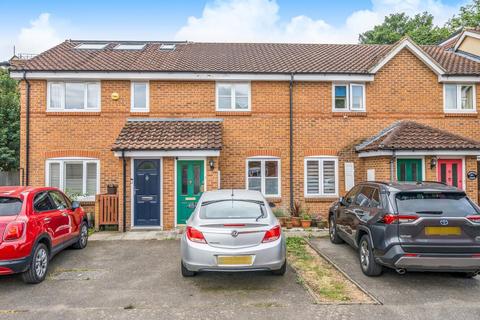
[0,170,20,186]
[94,194,119,231]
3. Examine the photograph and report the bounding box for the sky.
[0,0,469,61]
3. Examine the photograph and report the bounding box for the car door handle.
[44,217,52,222]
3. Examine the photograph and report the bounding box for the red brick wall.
[19,48,480,229]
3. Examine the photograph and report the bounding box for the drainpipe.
[289,73,295,212]
[22,70,30,186]
[390,150,396,182]
[122,150,127,232]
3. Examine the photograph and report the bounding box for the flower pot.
[291,217,301,227]
[278,217,287,227]
[301,220,312,228]
[285,220,293,229]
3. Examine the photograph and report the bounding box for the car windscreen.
[395,192,479,216]
[199,200,266,219]
[0,197,22,216]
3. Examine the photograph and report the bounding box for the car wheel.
[329,215,344,244]
[22,243,49,284]
[181,261,196,277]
[359,235,383,277]
[271,260,287,276]
[72,222,88,249]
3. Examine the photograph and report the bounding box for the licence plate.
[217,255,253,266]
[425,226,461,236]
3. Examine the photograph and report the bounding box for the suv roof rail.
[415,180,448,186]
[363,181,391,186]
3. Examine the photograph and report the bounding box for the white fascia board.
[113,150,220,158]
[358,150,480,158]
[10,71,374,82]
[439,75,480,83]
[369,39,445,75]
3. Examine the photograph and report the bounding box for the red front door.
[437,159,463,189]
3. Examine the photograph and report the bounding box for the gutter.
[122,150,127,232]
[289,73,295,212]
[22,70,30,186]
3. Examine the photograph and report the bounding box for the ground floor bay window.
[304,157,339,197]
[45,159,100,201]
[246,158,280,197]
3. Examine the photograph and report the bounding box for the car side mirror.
[269,202,276,208]
[71,201,80,210]
[339,197,346,206]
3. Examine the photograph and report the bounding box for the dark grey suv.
[328,181,480,277]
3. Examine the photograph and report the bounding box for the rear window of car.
[200,200,266,219]
[395,192,479,216]
[0,197,22,216]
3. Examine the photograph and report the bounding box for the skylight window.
[159,44,176,50]
[75,43,108,50]
[114,44,146,50]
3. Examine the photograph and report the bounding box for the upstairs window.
[246,158,280,197]
[333,83,365,112]
[216,82,251,111]
[444,84,476,112]
[131,82,149,112]
[304,157,338,197]
[48,82,100,112]
[75,43,108,50]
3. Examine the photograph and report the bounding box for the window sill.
[304,196,338,203]
[443,112,477,117]
[215,111,252,116]
[332,111,367,117]
[46,111,101,116]
[266,197,282,203]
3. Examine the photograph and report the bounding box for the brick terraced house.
[8,31,480,231]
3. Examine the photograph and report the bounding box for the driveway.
[1,239,480,320]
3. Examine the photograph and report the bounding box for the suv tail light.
[380,214,418,224]
[467,215,480,223]
[3,221,25,241]
[186,226,206,243]
[262,225,281,243]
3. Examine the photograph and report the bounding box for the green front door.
[177,160,205,224]
[397,159,423,182]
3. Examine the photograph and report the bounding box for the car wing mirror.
[339,197,346,206]
[71,201,80,210]
[268,202,276,208]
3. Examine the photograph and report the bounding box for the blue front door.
[134,159,161,226]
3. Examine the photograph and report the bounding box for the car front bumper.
[0,257,30,275]
[181,235,286,272]
[377,245,480,272]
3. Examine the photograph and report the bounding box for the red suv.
[0,186,89,283]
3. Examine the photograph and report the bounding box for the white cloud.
[16,13,61,55]
[175,0,460,44]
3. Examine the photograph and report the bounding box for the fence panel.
[0,170,20,186]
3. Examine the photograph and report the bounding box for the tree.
[0,69,20,171]
[359,12,451,45]
[447,0,480,30]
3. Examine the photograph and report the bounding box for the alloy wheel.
[80,224,88,247]
[329,218,336,241]
[34,248,48,278]
[360,240,370,270]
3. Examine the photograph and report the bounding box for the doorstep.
[89,227,328,241]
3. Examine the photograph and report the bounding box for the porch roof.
[356,121,480,154]
[112,118,222,152]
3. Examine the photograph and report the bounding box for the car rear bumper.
[378,245,480,272]
[0,257,30,275]
[181,235,286,272]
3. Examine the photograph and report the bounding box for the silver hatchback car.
[180,189,286,277]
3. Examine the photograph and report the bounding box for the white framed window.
[246,158,280,197]
[216,82,251,111]
[75,43,108,50]
[444,84,476,113]
[114,44,145,50]
[45,158,100,201]
[304,157,339,197]
[332,83,366,112]
[47,81,101,112]
[131,82,149,112]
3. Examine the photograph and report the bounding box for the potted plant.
[290,201,302,227]
[273,208,287,227]
[285,218,293,229]
[300,212,312,228]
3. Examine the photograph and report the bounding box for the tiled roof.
[112,118,222,151]
[356,121,480,152]
[10,39,480,75]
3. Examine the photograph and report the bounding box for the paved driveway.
[1,239,480,320]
